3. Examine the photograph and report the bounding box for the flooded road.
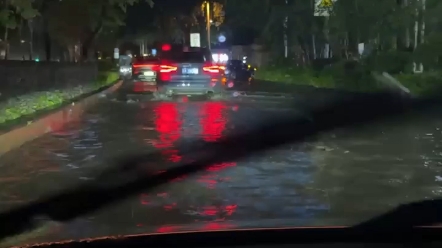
[1,90,442,245]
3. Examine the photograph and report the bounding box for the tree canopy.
[3,0,442,71]
[220,0,442,71]
[0,0,154,60]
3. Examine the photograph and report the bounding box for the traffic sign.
[319,0,332,7]
[190,33,201,47]
[114,48,119,59]
[314,0,336,16]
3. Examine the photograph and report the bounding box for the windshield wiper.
[0,87,441,241]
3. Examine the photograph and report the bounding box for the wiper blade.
[0,89,440,240]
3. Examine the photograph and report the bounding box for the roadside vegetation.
[254,57,442,96]
[230,0,442,96]
[0,71,118,124]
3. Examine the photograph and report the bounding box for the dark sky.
[124,0,254,45]
[125,0,199,33]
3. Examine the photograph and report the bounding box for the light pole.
[205,1,211,49]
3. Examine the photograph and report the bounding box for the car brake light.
[158,64,177,73]
[133,64,156,68]
[203,63,222,74]
[161,44,171,51]
[156,63,177,81]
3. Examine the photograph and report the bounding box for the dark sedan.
[119,57,160,96]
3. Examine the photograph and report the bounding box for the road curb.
[0,80,122,157]
[239,91,294,98]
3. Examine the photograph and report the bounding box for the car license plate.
[143,71,155,76]
[182,68,198,74]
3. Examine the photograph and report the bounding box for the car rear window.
[160,47,212,63]
[164,52,207,62]
[133,57,159,64]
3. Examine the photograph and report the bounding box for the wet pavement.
[1,88,442,245]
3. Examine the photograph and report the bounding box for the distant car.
[118,55,133,79]
[120,57,160,94]
[153,44,226,99]
[225,60,254,89]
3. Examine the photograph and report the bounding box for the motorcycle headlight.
[120,67,131,73]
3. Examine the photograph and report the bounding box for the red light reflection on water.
[203,222,236,231]
[164,202,177,210]
[156,225,180,233]
[50,120,82,136]
[200,102,227,142]
[140,194,149,205]
[140,102,239,220]
[206,162,236,172]
[196,162,236,189]
[153,103,182,162]
[155,222,236,233]
[198,161,238,216]
[201,205,237,216]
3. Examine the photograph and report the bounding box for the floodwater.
[0,89,442,246]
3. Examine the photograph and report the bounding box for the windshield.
[1,0,442,246]
[133,57,159,64]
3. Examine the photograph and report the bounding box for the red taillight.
[203,63,223,74]
[133,64,155,68]
[156,64,177,81]
[161,44,171,51]
[158,64,177,73]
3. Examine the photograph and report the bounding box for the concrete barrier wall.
[0,61,98,102]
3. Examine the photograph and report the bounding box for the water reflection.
[79,100,320,237]
[10,98,442,245]
[152,102,182,162]
[150,101,229,161]
[137,101,238,224]
[200,102,227,142]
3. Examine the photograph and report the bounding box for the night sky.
[124,0,255,45]
[125,0,202,34]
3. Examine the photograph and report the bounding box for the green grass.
[396,71,442,96]
[0,71,118,123]
[254,64,442,95]
[254,64,336,85]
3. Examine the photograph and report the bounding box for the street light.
[205,1,211,49]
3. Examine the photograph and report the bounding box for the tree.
[0,0,38,59]
[222,0,442,71]
[224,0,270,34]
[46,0,154,61]
[192,1,226,46]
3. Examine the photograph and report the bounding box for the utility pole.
[205,1,211,49]
[283,0,288,58]
[413,0,425,73]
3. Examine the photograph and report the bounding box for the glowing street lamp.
[203,1,211,49]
